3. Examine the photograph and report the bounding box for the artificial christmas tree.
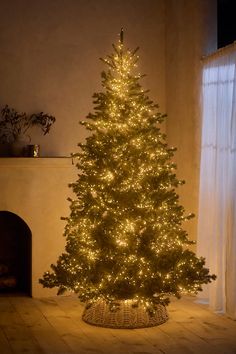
[40,30,216,328]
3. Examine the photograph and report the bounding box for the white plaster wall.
[0,158,77,297]
[0,0,166,157]
[165,0,217,241]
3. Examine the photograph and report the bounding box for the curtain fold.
[198,49,236,319]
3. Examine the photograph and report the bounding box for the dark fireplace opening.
[0,211,32,296]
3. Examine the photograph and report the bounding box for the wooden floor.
[0,295,236,354]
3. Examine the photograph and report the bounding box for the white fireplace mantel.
[0,157,77,297]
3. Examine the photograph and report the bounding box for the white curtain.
[197,46,236,319]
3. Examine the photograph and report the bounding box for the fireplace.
[0,157,76,297]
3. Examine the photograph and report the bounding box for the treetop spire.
[120,28,124,44]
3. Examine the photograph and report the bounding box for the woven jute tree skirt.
[82,300,168,329]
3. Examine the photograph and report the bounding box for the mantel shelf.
[0,157,74,167]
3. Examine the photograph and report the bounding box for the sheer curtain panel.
[198,45,236,319]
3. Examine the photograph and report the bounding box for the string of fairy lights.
[40,31,216,313]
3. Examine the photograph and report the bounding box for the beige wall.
[0,0,166,157]
[166,0,217,241]
[0,1,217,242]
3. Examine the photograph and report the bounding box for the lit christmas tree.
[40,30,215,328]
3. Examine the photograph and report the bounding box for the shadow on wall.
[0,211,32,296]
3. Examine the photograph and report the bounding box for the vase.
[82,300,168,328]
[10,136,30,157]
[0,143,11,157]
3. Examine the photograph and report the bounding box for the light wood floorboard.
[0,295,235,354]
